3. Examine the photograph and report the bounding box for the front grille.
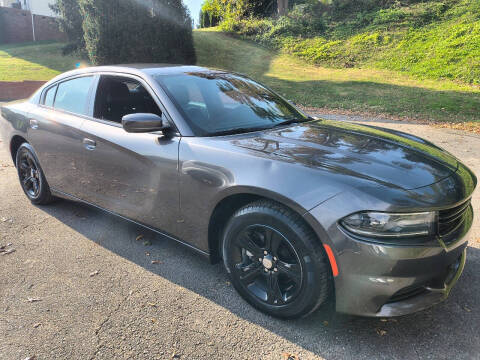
[438,200,471,238]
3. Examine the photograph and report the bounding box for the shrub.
[50,0,85,54]
[79,0,196,66]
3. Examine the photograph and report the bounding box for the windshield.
[153,71,308,136]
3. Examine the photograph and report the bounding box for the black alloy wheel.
[15,143,54,205]
[223,200,332,319]
[230,224,303,306]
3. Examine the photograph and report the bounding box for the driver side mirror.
[122,113,166,133]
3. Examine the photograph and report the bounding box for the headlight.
[340,211,436,239]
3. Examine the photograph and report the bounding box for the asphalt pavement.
[0,117,479,360]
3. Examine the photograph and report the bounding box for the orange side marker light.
[323,244,339,277]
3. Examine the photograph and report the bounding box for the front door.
[79,75,180,236]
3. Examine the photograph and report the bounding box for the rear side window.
[54,76,94,116]
[43,85,57,107]
[93,75,162,123]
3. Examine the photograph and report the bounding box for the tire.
[222,200,332,319]
[15,143,55,205]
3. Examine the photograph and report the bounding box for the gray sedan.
[0,65,476,318]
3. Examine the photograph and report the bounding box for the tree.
[277,0,289,16]
[79,0,196,66]
[49,0,84,54]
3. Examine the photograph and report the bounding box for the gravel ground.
[0,114,479,360]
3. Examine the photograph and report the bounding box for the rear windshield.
[153,72,308,136]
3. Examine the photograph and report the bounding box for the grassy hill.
[1,23,479,128]
[0,42,79,81]
[194,29,480,125]
[222,0,480,85]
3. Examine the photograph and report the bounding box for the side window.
[43,85,57,107]
[94,76,162,123]
[54,76,94,116]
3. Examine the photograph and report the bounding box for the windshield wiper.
[208,118,311,137]
[269,118,309,129]
[208,126,271,136]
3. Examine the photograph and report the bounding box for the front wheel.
[15,143,55,205]
[222,200,332,319]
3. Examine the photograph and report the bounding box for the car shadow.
[38,198,480,359]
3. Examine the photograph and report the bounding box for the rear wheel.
[222,200,332,319]
[15,143,55,205]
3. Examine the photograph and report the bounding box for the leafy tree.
[49,0,84,54]
[79,0,196,65]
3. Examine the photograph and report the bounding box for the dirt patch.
[0,81,45,101]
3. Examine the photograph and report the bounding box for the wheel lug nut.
[274,268,278,272]
[258,258,262,262]
[273,257,277,261]
[264,250,268,255]
[264,268,268,272]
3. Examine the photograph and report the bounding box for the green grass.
[222,0,480,85]
[194,29,480,123]
[0,42,83,81]
[1,32,479,124]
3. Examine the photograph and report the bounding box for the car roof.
[51,64,227,82]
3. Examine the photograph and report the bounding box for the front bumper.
[376,248,465,317]
[307,204,473,317]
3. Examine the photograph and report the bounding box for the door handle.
[82,138,96,151]
[29,119,39,130]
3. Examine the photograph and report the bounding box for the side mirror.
[121,113,165,133]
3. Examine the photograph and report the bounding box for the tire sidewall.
[222,204,330,319]
[15,143,49,204]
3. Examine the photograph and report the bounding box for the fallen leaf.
[322,320,328,326]
[151,318,157,323]
[143,240,152,246]
[282,353,300,360]
[89,270,99,277]
[380,318,387,322]
[463,305,471,312]
[7,243,12,246]
[171,352,180,359]
[225,281,230,285]
[24,356,37,360]
[148,303,157,307]
[26,298,42,303]
[376,328,387,336]
[33,323,41,328]
[151,260,161,264]
[145,252,150,256]
[135,235,144,241]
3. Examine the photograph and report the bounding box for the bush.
[50,0,84,54]
[79,0,196,66]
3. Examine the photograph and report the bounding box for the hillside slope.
[194,29,480,125]
[221,0,480,85]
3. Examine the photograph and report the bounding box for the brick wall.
[33,13,67,42]
[0,7,67,44]
[0,81,46,101]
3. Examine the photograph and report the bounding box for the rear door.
[27,75,95,197]
[78,74,180,235]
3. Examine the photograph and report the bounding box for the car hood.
[230,119,459,190]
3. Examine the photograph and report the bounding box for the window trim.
[40,83,58,108]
